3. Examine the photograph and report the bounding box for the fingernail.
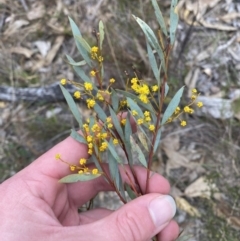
[148,195,176,227]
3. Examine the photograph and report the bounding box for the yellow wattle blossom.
[180,120,187,127]
[137,118,144,125]
[152,85,158,92]
[83,123,90,132]
[83,167,89,173]
[55,153,61,160]
[145,116,151,122]
[91,123,100,132]
[107,123,113,128]
[98,56,104,62]
[113,138,119,145]
[139,94,149,103]
[131,77,138,84]
[197,102,203,108]
[121,118,127,126]
[88,143,93,149]
[60,78,67,85]
[174,107,180,114]
[74,91,81,99]
[79,158,87,165]
[99,142,108,152]
[184,106,190,113]
[167,117,173,123]
[96,92,104,101]
[88,149,93,155]
[120,100,127,107]
[192,88,197,94]
[106,117,111,123]
[70,165,76,171]
[101,132,108,139]
[110,78,115,83]
[91,46,98,59]
[191,95,197,100]
[86,135,93,142]
[132,110,138,116]
[149,124,155,131]
[189,108,194,114]
[91,46,98,53]
[92,169,98,175]
[78,170,83,174]
[84,82,93,91]
[144,111,150,117]
[90,70,96,77]
[86,99,96,109]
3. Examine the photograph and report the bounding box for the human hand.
[0,132,179,241]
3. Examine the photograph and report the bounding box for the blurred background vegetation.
[0,0,240,240]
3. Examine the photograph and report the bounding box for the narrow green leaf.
[125,183,137,200]
[138,131,149,151]
[99,20,105,50]
[126,97,144,118]
[151,0,168,36]
[132,15,166,72]
[169,0,179,45]
[90,155,104,175]
[161,86,184,124]
[66,55,92,83]
[59,173,101,183]
[111,89,119,112]
[108,149,120,189]
[107,139,122,164]
[124,113,132,142]
[124,114,133,167]
[93,103,107,122]
[165,83,169,97]
[153,127,162,153]
[68,17,92,66]
[130,136,148,168]
[75,36,91,53]
[66,56,86,66]
[101,64,104,80]
[118,174,126,201]
[71,129,87,144]
[60,84,83,127]
[68,16,81,36]
[109,106,124,140]
[146,41,160,84]
[88,116,95,134]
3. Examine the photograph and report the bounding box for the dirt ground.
[0,0,240,240]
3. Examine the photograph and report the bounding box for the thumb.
[63,194,176,241]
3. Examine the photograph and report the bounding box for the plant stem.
[145,43,172,193]
[96,154,127,204]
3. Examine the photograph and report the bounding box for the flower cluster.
[167,89,203,127]
[55,154,99,175]
[90,46,104,63]
[81,116,125,156]
[129,77,158,104]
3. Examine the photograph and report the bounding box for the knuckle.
[115,210,146,241]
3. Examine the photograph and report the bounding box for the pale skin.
[0,133,179,241]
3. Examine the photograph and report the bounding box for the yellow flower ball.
[180,120,187,127]
[60,78,67,85]
[74,91,81,99]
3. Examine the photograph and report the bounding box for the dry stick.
[145,43,172,194]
